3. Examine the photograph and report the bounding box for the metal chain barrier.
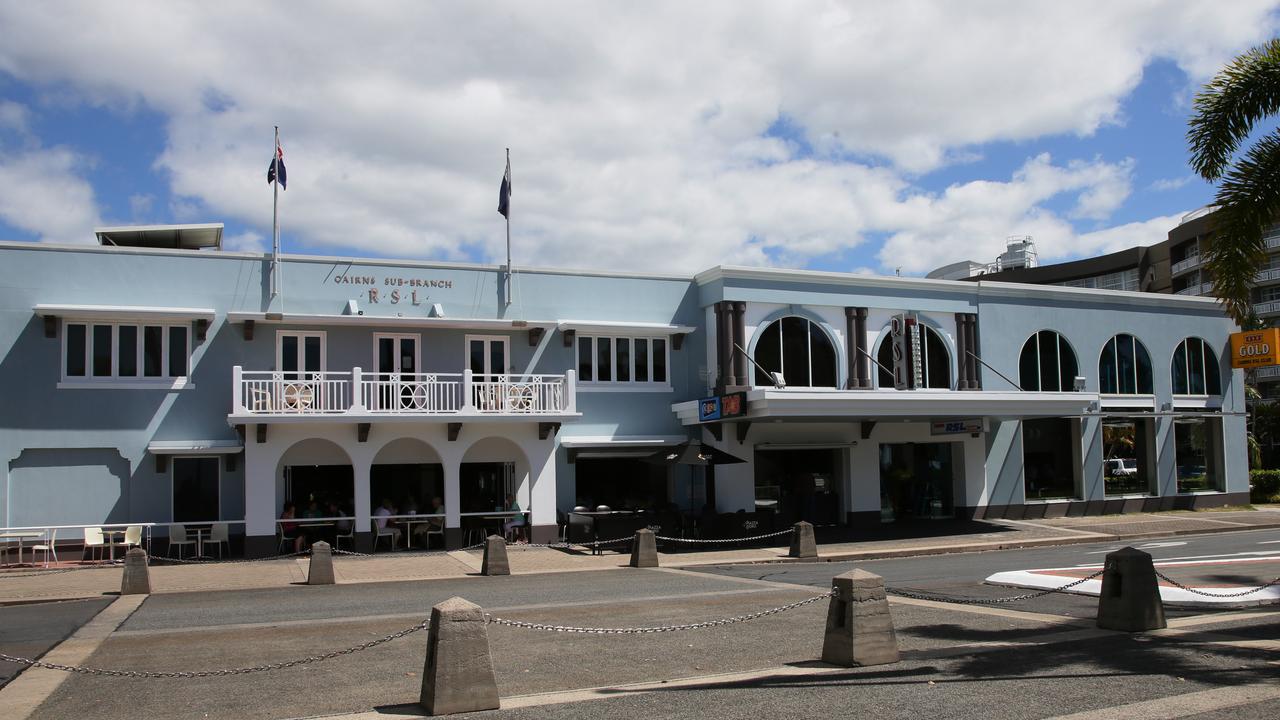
[149,549,311,565]
[887,569,1106,605]
[521,534,637,550]
[486,588,835,634]
[331,541,487,558]
[0,618,430,678]
[654,527,795,545]
[1154,570,1280,598]
[0,566,109,578]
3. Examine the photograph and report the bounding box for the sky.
[1,1,1278,277]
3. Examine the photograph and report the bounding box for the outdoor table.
[299,521,335,546]
[101,528,126,562]
[0,530,45,566]
[402,517,442,548]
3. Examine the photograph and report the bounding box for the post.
[462,369,476,412]
[1096,547,1167,631]
[481,535,509,576]
[232,365,245,413]
[120,547,150,595]
[822,569,899,666]
[350,366,365,411]
[419,597,500,715]
[629,528,659,568]
[565,369,577,413]
[504,147,512,308]
[789,521,817,560]
[270,125,280,299]
[307,541,335,585]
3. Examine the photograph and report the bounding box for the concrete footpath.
[1,507,1277,605]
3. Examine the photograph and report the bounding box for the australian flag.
[267,144,287,190]
[497,156,511,218]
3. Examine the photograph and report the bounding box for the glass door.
[375,334,419,409]
[278,332,325,380]
[467,336,509,409]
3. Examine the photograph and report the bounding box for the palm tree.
[1188,38,1280,327]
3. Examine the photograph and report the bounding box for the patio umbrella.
[645,441,746,512]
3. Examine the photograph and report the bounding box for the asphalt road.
[0,597,111,687]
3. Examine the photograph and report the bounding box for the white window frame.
[1099,333,1153,396]
[276,330,327,376]
[372,333,422,374]
[1171,337,1221,398]
[171,455,222,523]
[59,319,192,389]
[577,334,672,391]
[465,334,511,378]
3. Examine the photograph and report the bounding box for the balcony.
[1170,254,1202,276]
[1257,268,1280,284]
[1255,301,1280,317]
[1254,365,1280,380]
[231,366,577,420]
[1174,283,1211,296]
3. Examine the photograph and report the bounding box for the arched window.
[1099,334,1153,394]
[1019,331,1079,391]
[876,324,951,389]
[1171,337,1221,395]
[752,316,837,388]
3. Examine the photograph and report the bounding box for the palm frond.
[1205,128,1280,325]
[1188,38,1280,181]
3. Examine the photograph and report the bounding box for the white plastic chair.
[83,527,106,562]
[334,521,355,550]
[122,525,143,552]
[422,522,445,550]
[167,524,196,559]
[207,523,230,558]
[373,524,400,551]
[31,529,57,567]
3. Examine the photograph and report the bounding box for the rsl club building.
[0,225,1248,554]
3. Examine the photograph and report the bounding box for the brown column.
[966,313,981,390]
[732,301,747,387]
[845,307,857,389]
[955,313,970,390]
[714,302,731,392]
[855,307,869,388]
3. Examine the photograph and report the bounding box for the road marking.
[1045,683,1280,719]
[1260,540,1280,544]
[1135,541,1186,549]
[887,595,1088,626]
[997,519,1111,537]
[0,594,146,720]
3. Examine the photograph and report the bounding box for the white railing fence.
[471,375,568,414]
[361,373,464,413]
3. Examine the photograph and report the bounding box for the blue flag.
[267,145,287,190]
[498,157,510,218]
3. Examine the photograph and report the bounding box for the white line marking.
[1135,541,1186,549]
[1046,683,1280,719]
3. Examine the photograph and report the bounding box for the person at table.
[503,494,526,542]
[411,495,445,545]
[329,501,351,532]
[280,502,306,553]
[374,498,402,547]
[302,499,322,519]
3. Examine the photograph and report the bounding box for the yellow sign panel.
[1230,328,1280,368]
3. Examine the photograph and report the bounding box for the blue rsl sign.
[931,418,984,436]
[699,391,748,422]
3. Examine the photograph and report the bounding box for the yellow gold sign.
[1230,328,1280,368]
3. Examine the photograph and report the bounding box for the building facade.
[0,227,1248,554]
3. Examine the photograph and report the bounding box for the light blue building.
[0,225,1247,555]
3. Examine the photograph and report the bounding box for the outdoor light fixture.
[666,452,679,461]
[697,452,711,461]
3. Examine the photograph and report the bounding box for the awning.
[561,435,686,461]
[35,304,217,322]
[226,311,554,331]
[556,320,696,336]
[148,440,244,455]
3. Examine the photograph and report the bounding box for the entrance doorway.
[460,462,515,513]
[878,443,954,520]
[754,449,841,525]
[284,464,354,515]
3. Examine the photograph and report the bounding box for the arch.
[371,437,443,465]
[749,314,838,388]
[1018,330,1080,392]
[276,438,354,522]
[1171,336,1222,396]
[459,436,532,514]
[1098,333,1153,394]
[278,438,352,468]
[873,321,952,389]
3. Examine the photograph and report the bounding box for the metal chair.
[167,524,196,559]
[207,523,230,558]
[31,529,57,567]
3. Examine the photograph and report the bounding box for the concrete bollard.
[481,535,510,576]
[419,596,500,715]
[307,541,335,585]
[821,569,900,666]
[629,528,659,568]
[120,547,151,595]
[789,521,818,560]
[1097,546,1166,632]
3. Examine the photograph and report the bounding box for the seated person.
[373,498,402,548]
[502,493,526,542]
[280,502,306,553]
[412,496,446,547]
[329,501,352,533]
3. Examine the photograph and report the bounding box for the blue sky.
[1,2,1277,276]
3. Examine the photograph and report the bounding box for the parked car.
[1105,458,1138,477]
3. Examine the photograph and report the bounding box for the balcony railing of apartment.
[1257,268,1280,284]
[1254,300,1280,317]
[1266,234,1280,251]
[1174,283,1212,296]
[1170,254,1202,276]
[1253,365,1280,380]
[232,367,577,416]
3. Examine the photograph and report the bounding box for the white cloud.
[1150,175,1195,192]
[223,230,266,253]
[0,146,101,244]
[0,1,1274,272]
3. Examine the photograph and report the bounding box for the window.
[1102,418,1155,496]
[876,323,950,389]
[577,335,669,385]
[1019,331,1079,392]
[753,316,837,388]
[63,321,191,386]
[172,456,219,522]
[277,331,326,379]
[466,335,509,380]
[1175,417,1223,493]
[1023,418,1079,500]
[1098,334,1153,394]
[1171,337,1221,396]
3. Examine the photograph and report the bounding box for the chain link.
[486,588,834,634]
[1154,570,1280,598]
[149,549,311,565]
[654,527,795,544]
[888,569,1107,605]
[0,619,430,678]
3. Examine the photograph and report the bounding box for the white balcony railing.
[1253,365,1280,380]
[1174,283,1211,296]
[1255,301,1280,317]
[1170,255,1202,275]
[1257,268,1280,284]
[232,367,576,417]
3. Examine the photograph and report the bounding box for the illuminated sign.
[931,418,984,436]
[698,391,748,422]
[1230,329,1280,369]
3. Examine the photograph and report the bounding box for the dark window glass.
[877,335,894,388]
[168,325,187,377]
[172,457,219,523]
[1187,338,1206,395]
[1099,337,1118,394]
[616,338,631,382]
[144,326,163,377]
[634,338,649,382]
[780,317,811,387]
[118,325,137,377]
[653,339,667,383]
[1172,341,1189,394]
[66,323,86,377]
[489,340,504,381]
[470,339,484,375]
[1134,337,1153,393]
[597,337,612,382]
[810,324,837,387]
[1103,418,1154,496]
[400,338,416,373]
[578,338,592,382]
[755,322,782,386]
[1019,334,1040,391]
[378,337,395,374]
[1060,336,1078,390]
[304,335,321,375]
[1023,417,1077,500]
[1117,334,1136,394]
[1175,418,1218,493]
[92,325,112,376]
[1037,332,1058,391]
[922,326,949,389]
[1205,341,1221,395]
[281,335,299,378]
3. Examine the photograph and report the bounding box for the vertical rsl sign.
[1230,328,1280,368]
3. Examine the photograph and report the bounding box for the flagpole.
[504,147,512,308]
[271,125,281,300]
